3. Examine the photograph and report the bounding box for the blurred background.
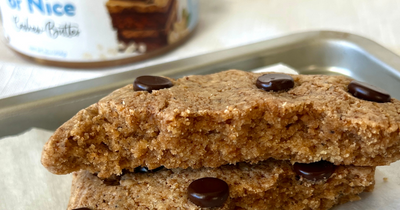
[1,0,400,99]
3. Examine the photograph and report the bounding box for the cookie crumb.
[383,177,388,182]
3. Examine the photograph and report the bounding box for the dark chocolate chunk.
[133,75,173,93]
[134,166,164,173]
[256,74,294,91]
[187,177,229,208]
[293,161,335,181]
[348,80,391,102]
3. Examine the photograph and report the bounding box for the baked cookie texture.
[41,70,400,178]
[67,160,375,210]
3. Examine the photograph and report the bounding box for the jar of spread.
[0,0,198,68]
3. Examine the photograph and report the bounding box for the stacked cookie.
[41,70,400,210]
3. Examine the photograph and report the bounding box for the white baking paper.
[0,128,72,210]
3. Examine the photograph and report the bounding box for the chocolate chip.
[187,177,229,208]
[256,74,294,91]
[134,166,164,173]
[133,76,173,93]
[348,80,391,103]
[293,161,336,181]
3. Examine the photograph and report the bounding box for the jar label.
[0,0,198,62]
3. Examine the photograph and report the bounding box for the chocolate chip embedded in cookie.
[256,73,294,91]
[133,75,173,92]
[187,177,229,208]
[293,161,336,181]
[348,80,391,102]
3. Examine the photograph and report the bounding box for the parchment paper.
[0,128,71,210]
[1,65,400,209]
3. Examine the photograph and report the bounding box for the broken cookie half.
[41,70,400,178]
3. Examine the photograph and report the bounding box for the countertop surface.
[2,0,400,99]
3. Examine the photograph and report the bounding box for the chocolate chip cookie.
[67,160,375,210]
[42,70,400,178]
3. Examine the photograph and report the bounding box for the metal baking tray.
[1,30,400,138]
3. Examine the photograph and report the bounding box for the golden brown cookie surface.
[42,70,400,178]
